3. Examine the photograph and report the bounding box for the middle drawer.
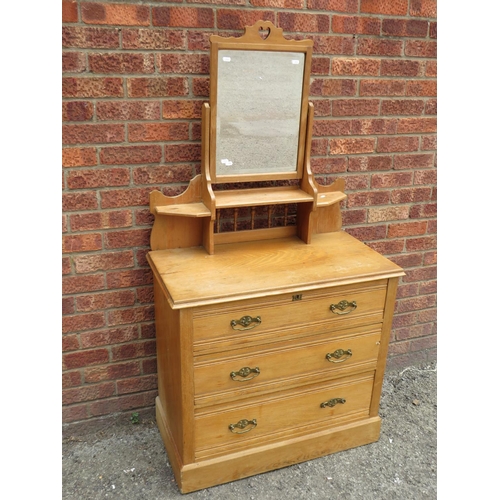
[194,326,381,406]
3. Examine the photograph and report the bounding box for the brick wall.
[62,0,437,425]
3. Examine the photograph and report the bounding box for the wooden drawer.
[194,373,374,453]
[194,327,381,404]
[192,280,387,346]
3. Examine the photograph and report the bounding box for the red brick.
[424,98,436,115]
[278,12,329,32]
[371,172,413,188]
[74,251,134,273]
[344,175,369,191]
[345,225,387,241]
[62,233,102,253]
[332,15,381,35]
[403,265,436,282]
[397,117,436,133]
[307,0,358,11]
[67,168,130,189]
[63,148,97,167]
[250,0,304,9]
[429,21,437,38]
[133,165,193,185]
[346,190,390,207]
[141,324,156,341]
[63,52,86,73]
[382,18,428,37]
[343,209,367,225]
[421,135,436,150]
[63,77,124,98]
[187,31,211,51]
[163,100,203,119]
[82,3,149,26]
[381,99,424,115]
[391,254,424,269]
[368,239,405,254]
[410,0,436,18]
[310,138,327,154]
[310,78,356,96]
[127,77,188,97]
[136,286,154,305]
[84,361,141,383]
[117,374,157,395]
[63,124,125,145]
[380,60,422,77]
[104,229,151,249]
[311,57,330,75]
[331,58,380,76]
[63,382,115,405]
[122,29,186,50]
[152,7,214,27]
[406,235,437,252]
[96,101,160,121]
[393,153,434,170]
[397,294,436,313]
[63,0,78,23]
[425,61,437,77]
[388,221,427,238]
[360,79,405,96]
[351,118,397,135]
[311,157,347,174]
[405,40,437,58]
[158,53,209,74]
[63,405,88,423]
[329,138,375,155]
[106,269,153,289]
[313,35,355,55]
[63,26,120,49]
[63,191,99,211]
[332,99,380,116]
[88,398,120,417]
[361,0,408,16]
[100,145,162,165]
[108,306,155,327]
[356,38,403,56]
[63,312,106,334]
[424,251,436,266]
[62,101,94,122]
[409,202,436,218]
[100,188,152,209]
[348,155,392,171]
[142,358,157,375]
[63,371,82,389]
[134,210,155,228]
[217,9,274,30]
[193,77,209,97]
[377,136,419,153]
[111,340,156,361]
[80,325,139,348]
[62,274,105,295]
[368,206,409,223]
[129,123,189,143]
[419,280,437,295]
[406,80,437,97]
[313,119,351,136]
[391,187,432,203]
[62,333,79,351]
[70,211,132,232]
[63,257,72,275]
[89,53,154,74]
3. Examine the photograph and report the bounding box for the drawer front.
[194,373,373,452]
[194,327,381,400]
[192,281,387,345]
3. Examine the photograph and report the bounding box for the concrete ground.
[62,361,436,499]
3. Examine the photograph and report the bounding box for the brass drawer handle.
[320,398,346,408]
[229,418,257,434]
[330,300,357,315]
[230,315,261,331]
[230,366,260,381]
[326,348,352,363]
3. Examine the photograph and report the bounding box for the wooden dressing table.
[146,21,404,493]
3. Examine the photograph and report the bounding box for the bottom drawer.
[194,372,374,453]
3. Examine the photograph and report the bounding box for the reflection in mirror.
[216,50,305,176]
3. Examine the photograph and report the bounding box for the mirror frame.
[209,21,313,184]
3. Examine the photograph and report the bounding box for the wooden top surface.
[147,231,404,309]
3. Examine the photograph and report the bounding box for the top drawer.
[192,280,387,346]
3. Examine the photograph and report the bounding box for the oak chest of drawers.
[147,231,404,493]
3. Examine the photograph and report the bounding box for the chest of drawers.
[147,231,404,493]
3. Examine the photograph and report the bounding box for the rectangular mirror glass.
[215,49,305,177]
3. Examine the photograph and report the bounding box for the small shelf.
[316,191,347,207]
[156,203,211,218]
[214,186,314,209]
